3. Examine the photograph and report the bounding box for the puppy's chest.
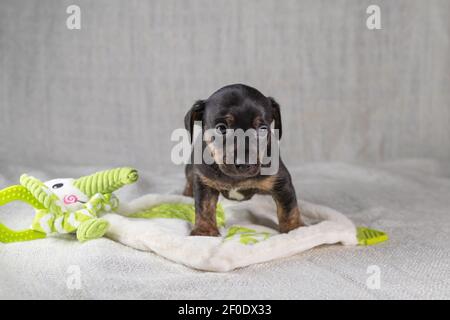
[198,174,276,201]
[221,188,257,201]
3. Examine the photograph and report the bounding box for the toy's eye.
[215,123,228,135]
[52,183,64,189]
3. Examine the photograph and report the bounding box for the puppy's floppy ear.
[184,100,205,142]
[268,97,282,139]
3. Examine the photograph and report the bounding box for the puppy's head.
[185,84,282,178]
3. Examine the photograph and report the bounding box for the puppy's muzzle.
[220,163,260,178]
[235,164,260,175]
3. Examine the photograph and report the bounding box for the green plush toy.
[0,167,138,243]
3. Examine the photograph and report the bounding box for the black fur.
[183,84,303,236]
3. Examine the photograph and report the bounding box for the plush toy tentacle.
[85,193,119,213]
[20,175,64,215]
[31,208,95,235]
[31,209,57,234]
[0,185,47,243]
[0,185,44,209]
[76,218,109,242]
[73,167,138,197]
[0,224,46,243]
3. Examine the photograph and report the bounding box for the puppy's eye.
[258,125,269,136]
[215,123,228,135]
[52,183,64,189]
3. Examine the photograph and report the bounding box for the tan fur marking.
[224,114,235,126]
[275,204,304,233]
[206,142,224,165]
[198,173,276,192]
[191,189,220,236]
[253,116,264,128]
[182,181,193,197]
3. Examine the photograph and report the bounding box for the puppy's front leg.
[190,175,220,236]
[271,178,304,233]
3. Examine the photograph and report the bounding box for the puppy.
[183,84,303,236]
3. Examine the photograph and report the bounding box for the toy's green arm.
[0,185,46,243]
[73,167,138,197]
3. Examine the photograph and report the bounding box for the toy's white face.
[44,178,89,210]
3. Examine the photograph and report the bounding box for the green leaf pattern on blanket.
[225,226,271,245]
[129,204,271,244]
[129,203,226,228]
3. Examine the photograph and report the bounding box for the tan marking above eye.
[253,117,264,128]
[224,114,235,125]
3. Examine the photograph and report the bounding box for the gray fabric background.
[1,0,449,169]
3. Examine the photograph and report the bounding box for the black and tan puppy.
[183,84,303,236]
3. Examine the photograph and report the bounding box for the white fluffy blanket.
[104,194,357,272]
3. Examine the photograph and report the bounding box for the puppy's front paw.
[279,218,304,233]
[190,227,221,237]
